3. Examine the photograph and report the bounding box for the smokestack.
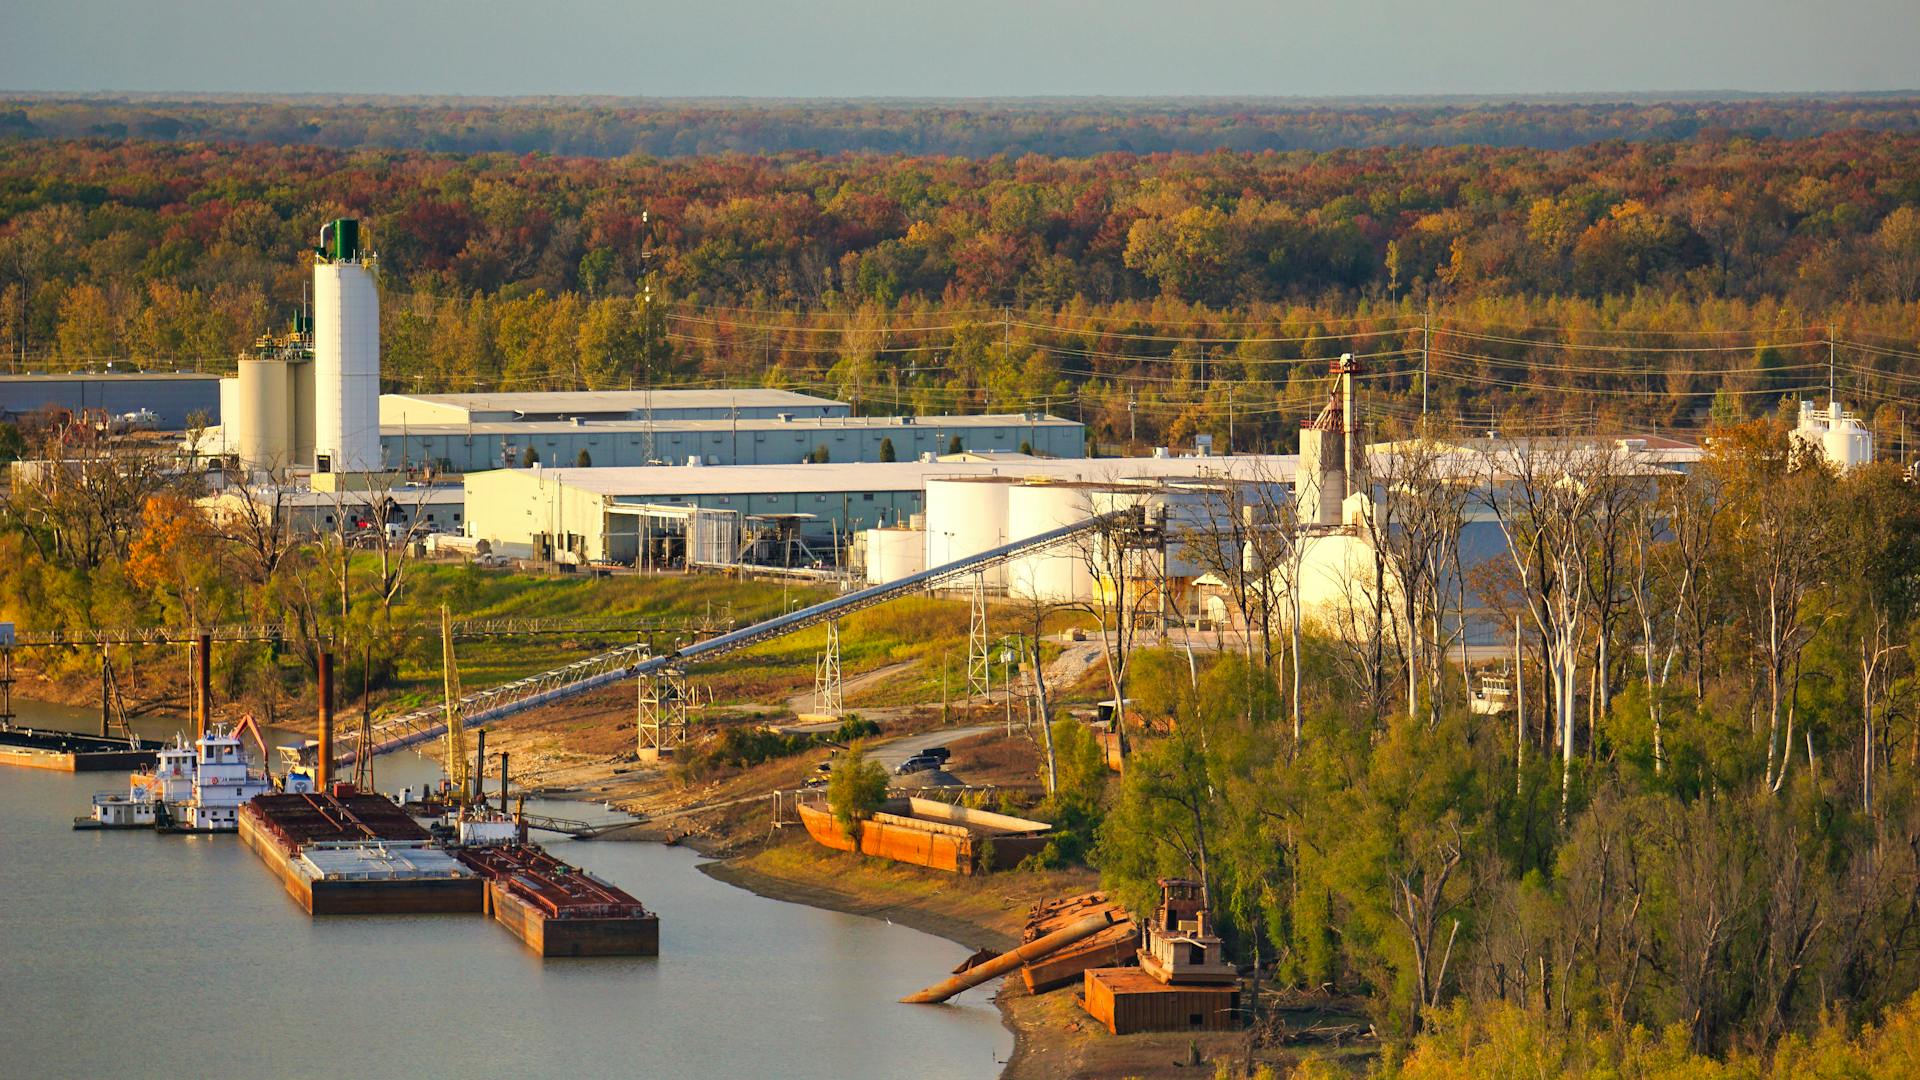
[195,633,212,742]
[499,752,509,818]
[1340,352,1359,489]
[473,728,487,808]
[317,652,334,790]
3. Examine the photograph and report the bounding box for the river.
[0,700,1012,1079]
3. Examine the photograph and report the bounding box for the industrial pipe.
[900,911,1116,1004]
[316,652,334,789]
[99,654,110,738]
[499,751,509,814]
[195,632,211,742]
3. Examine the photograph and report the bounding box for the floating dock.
[239,789,482,915]
[0,726,159,772]
[456,843,659,957]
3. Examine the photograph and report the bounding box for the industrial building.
[380,410,1082,472]
[461,454,1284,566]
[379,389,848,425]
[0,372,220,429]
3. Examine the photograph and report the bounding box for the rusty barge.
[238,788,483,915]
[455,842,659,957]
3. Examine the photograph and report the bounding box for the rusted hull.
[1022,929,1139,993]
[1080,968,1240,1035]
[486,882,659,957]
[796,802,1050,874]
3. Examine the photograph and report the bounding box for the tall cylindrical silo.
[292,357,316,467]
[1007,483,1095,602]
[235,357,292,471]
[313,220,382,475]
[923,477,1012,585]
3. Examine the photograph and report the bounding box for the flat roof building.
[379,389,848,425]
[1,373,222,429]
[386,411,1084,471]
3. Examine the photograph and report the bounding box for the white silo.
[312,219,382,475]
[923,477,1013,585]
[1820,402,1874,469]
[1007,482,1096,602]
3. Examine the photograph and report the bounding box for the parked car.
[919,746,951,764]
[895,753,941,775]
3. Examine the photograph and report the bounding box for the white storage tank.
[313,219,382,475]
[1006,482,1096,602]
[234,357,291,471]
[863,525,927,585]
[1821,402,1873,469]
[923,477,1013,585]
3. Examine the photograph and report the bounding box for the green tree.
[877,436,896,462]
[946,435,964,455]
[521,446,539,467]
[575,449,592,467]
[826,743,888,837]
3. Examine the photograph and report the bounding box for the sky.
[3,0,1916,98]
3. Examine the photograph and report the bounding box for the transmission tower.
[813,618,843,716]
[967,572,991,703]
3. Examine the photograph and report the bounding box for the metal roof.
[384,412,1078,436]
[476,455,1301,499]
[384,389,845,413]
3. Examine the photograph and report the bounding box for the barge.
[455,842,659,957]
[239,788,482,915]
[0,725,160,772]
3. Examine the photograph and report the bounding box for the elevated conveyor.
[348,508,1143,760]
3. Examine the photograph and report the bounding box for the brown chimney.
[316,652,334,789]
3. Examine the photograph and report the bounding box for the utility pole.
[1421,309,1431,419]
[1828,324,1836,402]
[1128,398,1137,445]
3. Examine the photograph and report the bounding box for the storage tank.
[292,356,316,467]
[1006,483,1096,602]
[1821,402,1873,469]
[217,377,239,454]
[863,526,928,585]
[313,219,382,475]
[234,357,292,470]
[923,477,1013,585]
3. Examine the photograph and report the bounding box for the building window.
[862,493,874,501]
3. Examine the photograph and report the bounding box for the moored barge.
[455,843,659,957]
[0,725,160,772]
[239,788,482,915]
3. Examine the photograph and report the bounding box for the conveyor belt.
[348,507,1141,759]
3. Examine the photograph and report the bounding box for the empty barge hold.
[0,725,160,772]
[796,796,1052,874]
[239,789,482,916]
[456,843,659,957]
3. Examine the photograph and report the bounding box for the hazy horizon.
[5,0,1917,99]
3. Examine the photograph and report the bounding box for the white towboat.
[75,736,195,830]
[172,724,274,831]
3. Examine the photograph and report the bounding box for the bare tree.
[1479,437,1623,815]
